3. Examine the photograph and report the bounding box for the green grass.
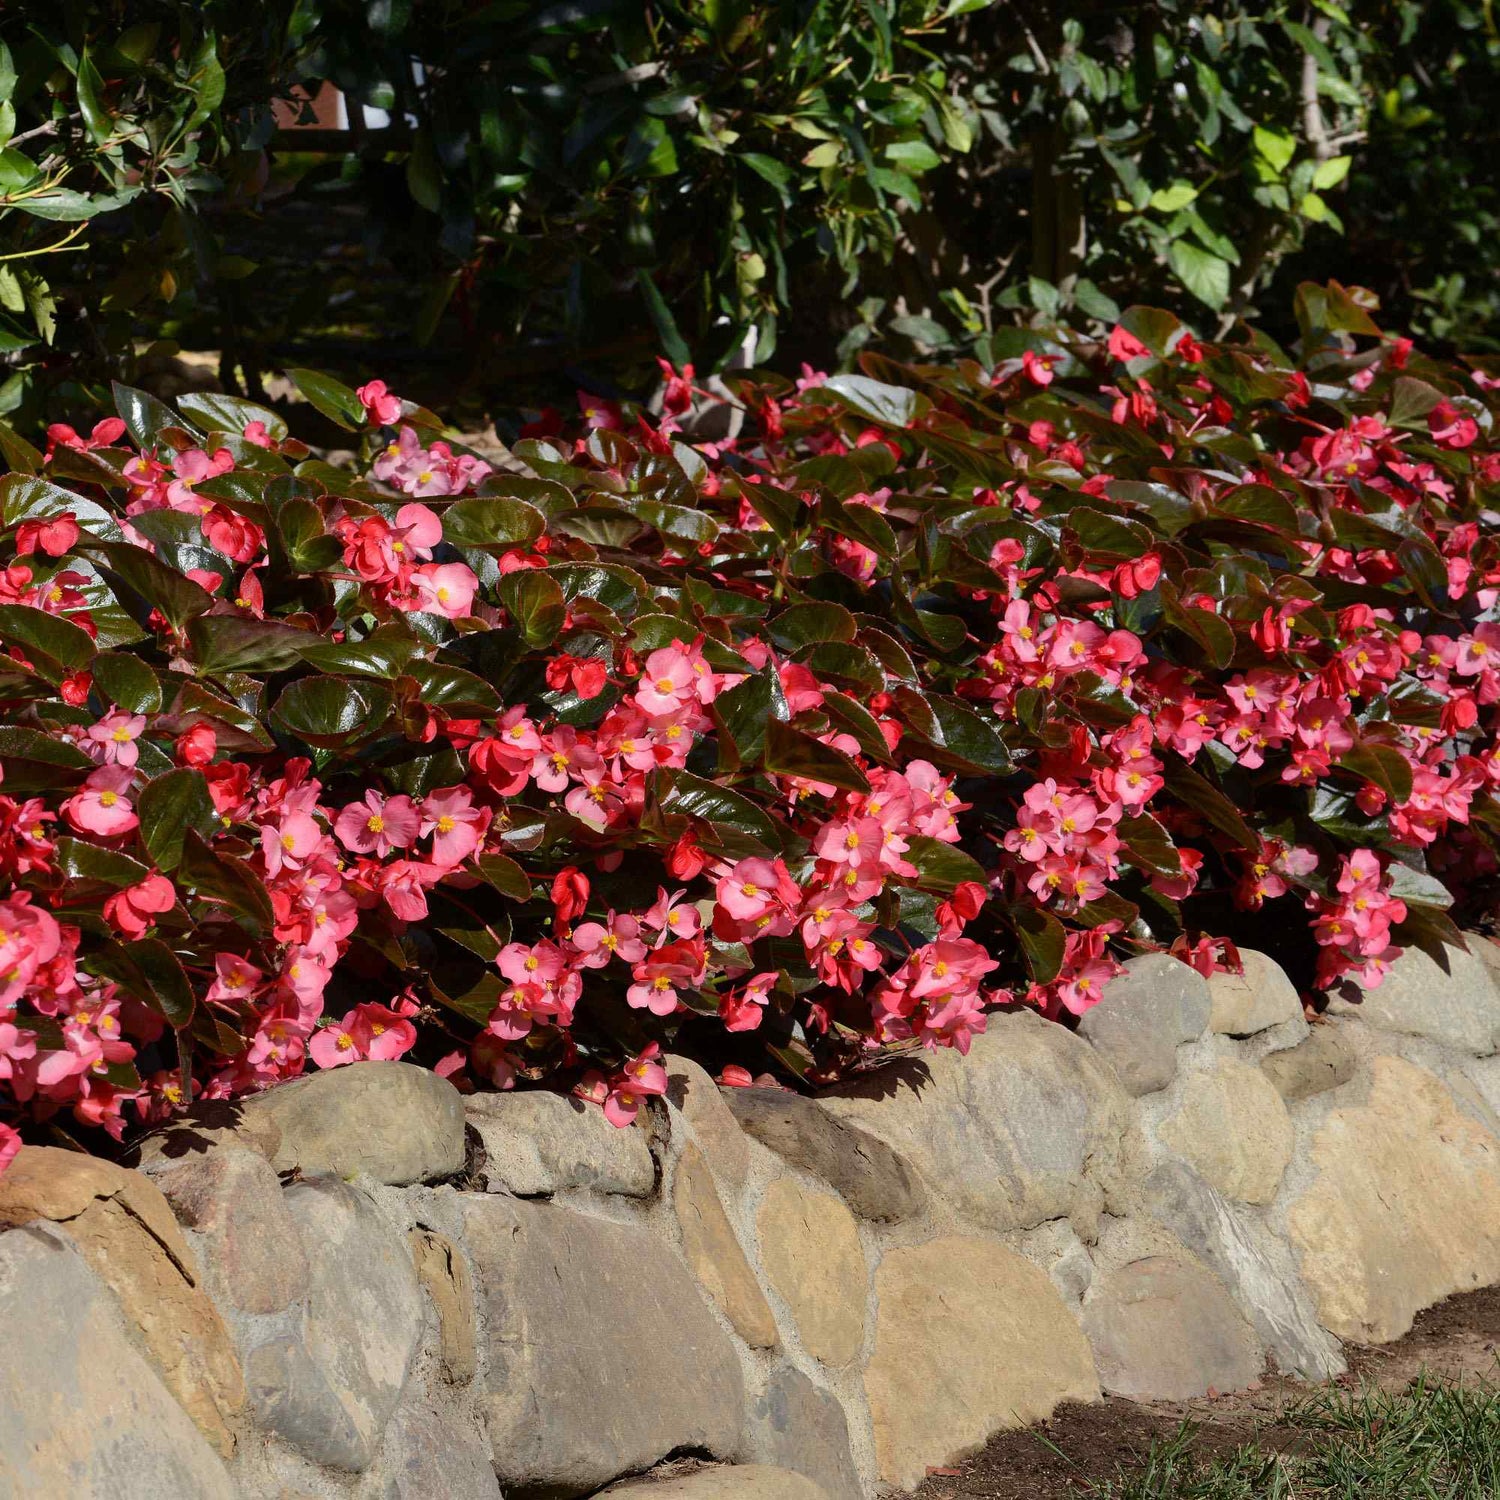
[1096,1374,1500,1499]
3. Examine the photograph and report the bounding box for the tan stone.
[865,1236,1099,1490]
[468,1087,656,1197]
[1260,1023,1358,1102]
[1157,1060,1294,1204]
[1208,949,1306,1037]
[821,1009,1143,1237]
[756,1179,867,1367]
[1325,940,1500,1056]
[1285,1056,1500,1342]
[409,1228,478,1384]
[0,1146,245,1456]
[599,1465,829,1497]
[674,1143,779,1349]
[667,1054,752,1192]
[1081,1255,1262,1400]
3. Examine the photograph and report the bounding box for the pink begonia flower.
[0,1122,20,1176]
[15,512,79,557]
[334,790,419,857]
[166,447,234,512]
[412,562,478,619]
[349,1003,416,1061]
[205,954,264,1007]
[570,912,646,968]
[600,1043,668,1128]
[260,810,324,876]
[310,1015,362,1069]
[102,873,175,938]
[0,894,62,1008]
[418,786,484,867]
[85,708,147,767]
[378,859,442,921]
[62,765,138,837]
[357,379,403,425]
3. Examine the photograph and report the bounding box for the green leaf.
[656,768,781,851]
[0,726,94,792]
[764,718,870,794]
[475,852,532,901]
[177,829,274,931]
[822,374,917,428]
[137,768,217,872]
[1011,902,1065,984]
[0,603,95,672]
[904,835,985,894]
[90,651,160,713]
[1311,155,1350,190]
[1163,760,1259,850]
[1169,242,1231,309]
[915,696,1011,774]
[272,675,392,748]
[713,668,787,768]
[112,383,190,448]
[86,938,194,1028]
[498,569,565,648]
[1337,743,1414,805]
[0,419,42,474]
[176,392,288,441]
[442,496,547,550]
[638,269,692,371]
[1385,861,1453,911]
[187,614,311,675]
[768,601,857,650]
[1253,125,1296,174]
[73,539,214,632]
[286,368,365,430]
[55,836,150,889]
[1149,180,1198,212]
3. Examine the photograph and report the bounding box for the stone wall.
[6,937,1500,1498]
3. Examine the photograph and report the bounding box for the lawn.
[1091,1376,1500,1500]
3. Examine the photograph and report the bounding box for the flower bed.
[0,283,1495,1164]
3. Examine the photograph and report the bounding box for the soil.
[910,1285,1500,1499]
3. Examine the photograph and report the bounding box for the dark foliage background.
[0,1,1495,426]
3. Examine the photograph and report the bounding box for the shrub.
[0,283,1495,1167]
[4,4,1498,424]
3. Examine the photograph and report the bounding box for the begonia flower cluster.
[0,283,1496,1170]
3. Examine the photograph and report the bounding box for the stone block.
[674,1142,778,1348]
[1325,941,1500,1056]
[725,1087,926,1221]
[863,1235,1098,1490]
[467,1087,655,1197]
[1157,1059,1294,1204]
[756,1178,866,1367]
[1208,949,1306,1038]
[1284,1056,1500,1343]
[1143,1160,1344,1379]
[1260,1023,1358,1102]
[1081,1255,1262,1400]
[0,1145,245,1455]
[822,1008,1143,1238]
[0,1226,236,1498]
[245,1177,423,1470]
[1078,953,1212,1095]
[464,1194,744,1494]
[748,1367,862,1500]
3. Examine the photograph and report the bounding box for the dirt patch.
[911,1285,1500,1499]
